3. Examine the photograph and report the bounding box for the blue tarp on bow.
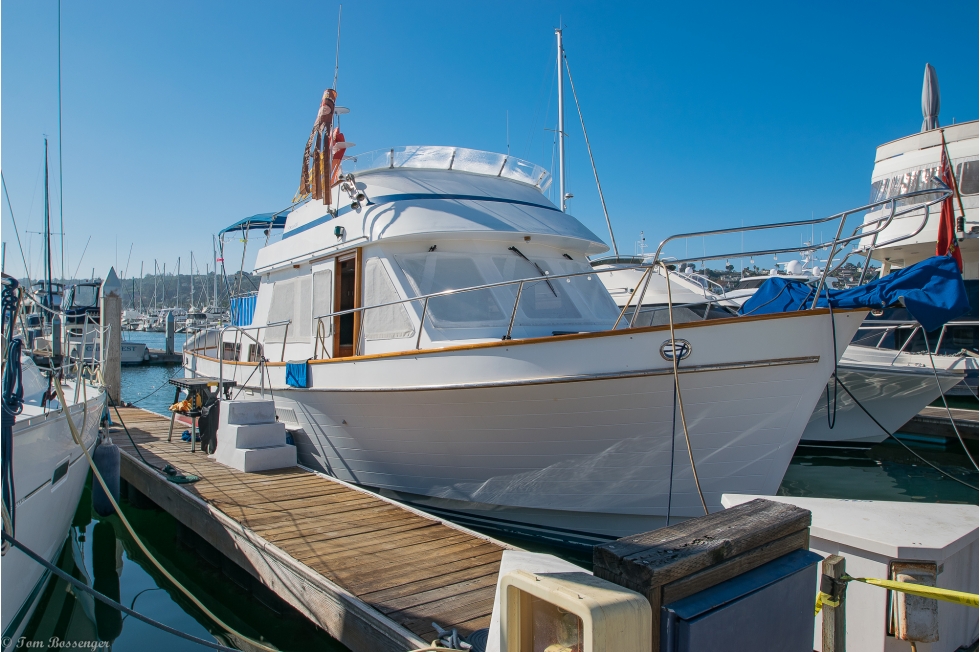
[738,255,970,332]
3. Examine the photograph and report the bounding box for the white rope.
[659,262,709,515]
[52,376,283,652]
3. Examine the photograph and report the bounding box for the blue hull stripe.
[282,193,560,239]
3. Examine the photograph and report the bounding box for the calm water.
[18,331,978,650]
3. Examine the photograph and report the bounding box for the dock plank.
[111,407,508,651]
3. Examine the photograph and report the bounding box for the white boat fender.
[92,441,120,517]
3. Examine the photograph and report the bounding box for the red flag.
[936,131,963,270]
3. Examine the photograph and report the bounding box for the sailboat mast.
[57,0,65,282]
[190,251,194,308]
[556,27,567,213]
[43,139,53,312]
[212,236,218,310]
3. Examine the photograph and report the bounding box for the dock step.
[214,400,295,472]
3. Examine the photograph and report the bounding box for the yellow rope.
[52,376,283,652]
[844,574,978,608]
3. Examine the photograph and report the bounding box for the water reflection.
[19,477,349,651]
[779,438,978,503]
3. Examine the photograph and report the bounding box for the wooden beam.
[822,554,846,652]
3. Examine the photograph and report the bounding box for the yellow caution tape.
[814,591,840,615]
[844,574,979,608]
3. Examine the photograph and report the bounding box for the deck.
[111,407,509,652]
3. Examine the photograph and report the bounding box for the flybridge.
[345,146,553,191]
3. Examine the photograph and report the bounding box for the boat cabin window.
[312,270,333,335]
[362,257,414,340]
[66,284,99,310]
[736,278,768,290]
[266,276,312,345]
[869,157,979,207]
[492,256,581,320]
[396,254,507,327]
[958,160,979,195]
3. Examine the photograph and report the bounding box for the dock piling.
[100,268,122,403]
[821,555,846,652]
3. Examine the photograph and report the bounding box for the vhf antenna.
[332,5,343,90]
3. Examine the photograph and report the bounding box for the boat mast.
[176,256,180,308]
[43,139,53,313]
[153,259,158,312]
[212,236,218,311]
[556,27,567,213]
[57,0,65,282]
[190,251,194,308]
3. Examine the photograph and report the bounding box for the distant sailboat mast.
[43,138,53,313]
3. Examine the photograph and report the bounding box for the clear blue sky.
[3,0,977,282]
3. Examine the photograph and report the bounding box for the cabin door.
[333,250,361,358]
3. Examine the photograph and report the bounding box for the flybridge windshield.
[869,157,979,206]
[346,146,553,192]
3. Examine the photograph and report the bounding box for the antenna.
[332,5,343,90]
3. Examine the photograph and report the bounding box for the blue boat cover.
[285,361,309,388]
[739,255,970,332]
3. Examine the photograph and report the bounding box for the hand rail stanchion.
[612,266,651,330]
[415,297,429,350]
[280,323,289,362]
[629,266,656,328]
[505,281,524,340]
[810,210,850,310]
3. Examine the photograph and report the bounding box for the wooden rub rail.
[111,407,511,652]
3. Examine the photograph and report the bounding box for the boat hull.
[802,349,967,444]
[188,309,865,539]
[1,385,104,645]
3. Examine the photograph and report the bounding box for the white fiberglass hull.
[802,347,966,444]
[188,309,864,539]
[1,382,104,645]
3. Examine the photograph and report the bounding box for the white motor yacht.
[185,144,867,542]
[2,278,106,646]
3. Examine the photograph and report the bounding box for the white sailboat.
[2,140,106,648]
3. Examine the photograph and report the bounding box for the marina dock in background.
[110,406,511,652]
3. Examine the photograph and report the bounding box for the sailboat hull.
[1,386,104,646]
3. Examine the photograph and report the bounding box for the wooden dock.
[111,406,511,652]
[901,405,978,440]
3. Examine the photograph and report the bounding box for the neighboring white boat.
[801,345,964,443]
[184,143,868,541]
[596,263,970,446]
[2,289,105,646]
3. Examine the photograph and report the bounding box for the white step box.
[213,400,296,473]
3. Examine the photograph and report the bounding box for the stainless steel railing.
[198,183,951,367]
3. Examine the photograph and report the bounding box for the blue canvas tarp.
[229,294,257,327]
[739,255,970,332]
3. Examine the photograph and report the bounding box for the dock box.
[594,498,813,652]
